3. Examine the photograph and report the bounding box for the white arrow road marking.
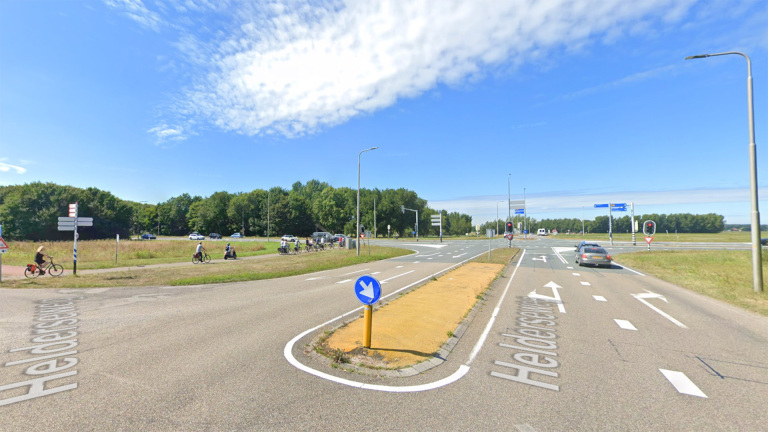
[659,369,707,398]
[614,319,637,330]
[528,281,565,313]
[632,291,687,328]
[358,280,374,299]
[532,256,548,263]
[593,295,607,302]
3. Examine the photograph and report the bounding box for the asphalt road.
[1,237,766,431]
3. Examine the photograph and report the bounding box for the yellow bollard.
[364,304,372,348]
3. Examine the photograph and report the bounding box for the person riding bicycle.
[280,239,287,253]
[224,242,236,259]
[294,238,300,251]
[34,246,51,274]
[195,242,207,260]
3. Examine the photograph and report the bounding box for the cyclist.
[225,242,236,259]
[294,237,300,252]
[195,242,207,261]
[34,246,51,275]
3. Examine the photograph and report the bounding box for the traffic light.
[506,221,513,233]
[643,221,656,236]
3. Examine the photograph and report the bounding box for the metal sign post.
[355,275,382,349]
[431,212,442,242]
[58,203,93,275]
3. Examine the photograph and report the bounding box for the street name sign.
[594,204,609,208]
[355,275,381,305]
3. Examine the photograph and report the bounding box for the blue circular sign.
[354,275,381,305]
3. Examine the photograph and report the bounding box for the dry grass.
[615,250,768,316]
[0,246,410,289]
[0,239,271,269]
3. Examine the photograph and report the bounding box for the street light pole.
[686,51,762,293]
[507,174,511,222]
[357,147,378,256]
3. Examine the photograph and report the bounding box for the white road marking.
[572,273,581,276]
[580,281,591,286]
[659,369,707,398]
[370,272,381,275]
[413,261,420,264]
[567,266,573,269]
[614,319,637,331]
[305,277,324,281]
[396,265,403,268]
[527,281,565,314]
[339,268,369,276]
[336,279,352,284]
[632,291,688,329]
[453,253,467,258]
[401,244,447,248]
[551,247,569,264]
[380,270,415,284]
[593,295,607,302]
[613,261,645,276]
[532,256,548,263]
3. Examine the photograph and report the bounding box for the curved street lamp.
[686,51,762,293]
[357,147,378,256]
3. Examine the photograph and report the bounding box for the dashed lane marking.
[659,369,708,398]
[580,281,591,286]
[614,319,637,331]
[593,295,607,302]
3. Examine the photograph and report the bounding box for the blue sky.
[1,0,767,225]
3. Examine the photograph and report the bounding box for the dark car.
[141,233,156,240]
[209,233,222,239]
[576,247,612,268]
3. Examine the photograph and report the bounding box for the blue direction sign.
[611,203,627,208]
[514,209,525,214]
[594,204,609,208]
[355,275,381,305]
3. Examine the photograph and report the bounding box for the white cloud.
[175,0,697,137]
[104,0,163,32]
[147,124,189,145]
[0,161,27,174]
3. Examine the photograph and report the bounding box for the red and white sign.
[69,203,78,217]
[645,236,654,244]
[0,237,8,253]
[505,233,514,240]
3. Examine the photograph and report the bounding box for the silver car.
[576,247,612,268]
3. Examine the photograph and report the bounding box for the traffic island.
[309,257,518,375]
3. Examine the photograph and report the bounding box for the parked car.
[209,233,222,239]
[141,233,156,240]
[312,232,333,243]
[231,233,243,238]
[188,232,204,240]
[576,246,612,268]
[281,235,297,242]
[332,234,347,243]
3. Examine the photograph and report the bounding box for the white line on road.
[614,319,637,331]
[580,281,591,286]
[632,292,688,329]
[659,369,707,398]
[305,277,324,281]
[336,279,352,284]
[593,295,607,302]
[380,270,414,284]
[572,273,581,276]
[452,253,467,258]
[613,261,645,276]
[339,268,369,276]
[396,265,403,268]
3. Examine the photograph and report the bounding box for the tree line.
[477,213,725,234]
[0,181,473,241]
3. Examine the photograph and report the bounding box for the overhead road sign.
[514,209,525,214]
[594,204,609,208]
[611,203,627,208]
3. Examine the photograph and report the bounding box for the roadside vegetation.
[615,250,768,316]
[0,245,410,289]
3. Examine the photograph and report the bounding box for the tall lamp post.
[686,51,762,293]
[357,147,378,256]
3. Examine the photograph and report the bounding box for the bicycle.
[25,258,64,278]
[193,251,211,264]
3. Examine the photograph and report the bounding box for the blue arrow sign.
[355,275,381,305]
[514,209,525,214]
[594,204,609,208]
[611,203,627,208]
[612,207,627,211]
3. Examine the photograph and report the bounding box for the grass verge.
[615,250,768,316]
[1,246,410,289]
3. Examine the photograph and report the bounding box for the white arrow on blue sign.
[355,275,381,305]
[594,204,609,208]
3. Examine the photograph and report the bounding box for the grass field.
[615,250,768,316]
[1,245,410,289]
[559,231,765,243]
[0,238,276,269]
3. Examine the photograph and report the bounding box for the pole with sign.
[431,212,442,242]
[355,275,382,348]
[58,203,94,275]
[643,220,656,251]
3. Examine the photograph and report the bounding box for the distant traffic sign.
[514,209,525,214]
[645,236,654,244]
[611,203,627,208]
[594,204,609,208]
[355,275,381,305]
